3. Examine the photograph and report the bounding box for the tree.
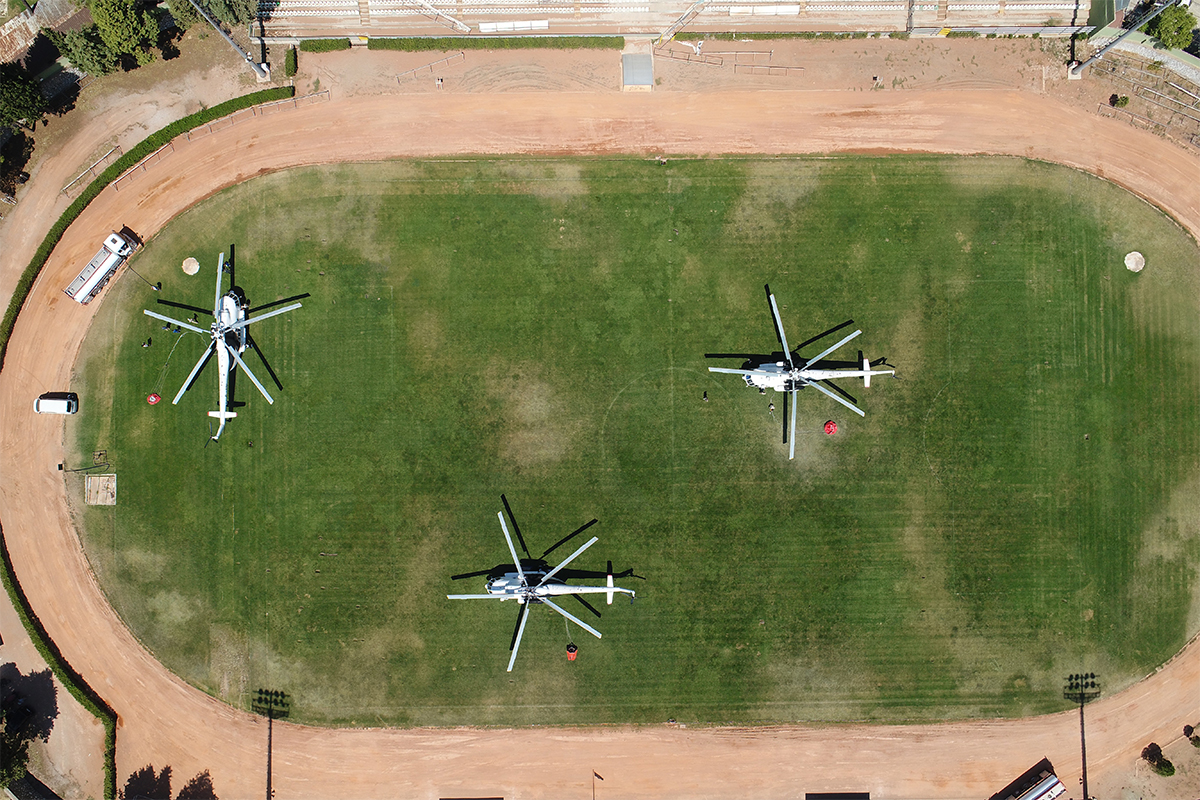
[1141,742,1163,764]
[42,25,119,75]
[165,0,202,30]
[0,708,32,788]
[1142,3,1198,51]
[1186,724,1195,738]
[0,62,47,130]
[205,0,256,26]
[89,0,159,60]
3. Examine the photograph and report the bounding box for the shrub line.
[0,523,118,799]
[367,35,624,51]
[0,85,295,371]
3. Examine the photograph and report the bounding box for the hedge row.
[0,85,294,370]
[0,525,118,799]
[0,82,297,798]
[299,38,351,52]
[367,35,624,51]
[707,31,877,40]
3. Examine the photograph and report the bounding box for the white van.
[34,392,79,414]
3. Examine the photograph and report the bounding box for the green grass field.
[70,156,1200,727]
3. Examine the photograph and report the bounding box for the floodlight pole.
[1069,0,1178,78]
[252,689,290,800]
[183,0,269,80]
[1063,673,1101,800]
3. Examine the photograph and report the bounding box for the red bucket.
[566,643,578,661]
[824,420,837,435]
[147,393,161,405]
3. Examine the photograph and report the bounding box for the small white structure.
[1125,251,1145,273]
[182,257,200,275]
[65,233,135,304]
[622,53,654,92]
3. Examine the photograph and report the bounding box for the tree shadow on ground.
[120,765,219,800]
[0,661,59,742]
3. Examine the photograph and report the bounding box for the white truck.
[65,232,136,304]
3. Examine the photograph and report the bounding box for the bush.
[299,38,351,52]
[285,45,297,77]
[366,35,624,51]
[890,31,911,39]
[1143,3,1198,50]
[1,527,117,797]
[1110,94,1130,107]
[0,85,294,369]
[42,24,119,75]
[945,30,981,38]
[1151,759,1176,776]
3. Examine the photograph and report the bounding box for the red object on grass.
[566,643,578,661]
[147,393,161,405]
[824,420,837,435]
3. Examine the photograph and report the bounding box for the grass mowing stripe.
[68,156,1200,726]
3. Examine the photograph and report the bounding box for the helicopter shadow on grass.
[450,495,646,621]
[152,243,310,440]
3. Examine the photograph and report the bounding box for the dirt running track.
[2,89,1198,799]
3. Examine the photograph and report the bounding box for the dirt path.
[1,88,1198,799]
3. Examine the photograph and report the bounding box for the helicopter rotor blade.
[173,342,215,405]
[765,285,793,369]
[228,347,275,404]
[803,329,862,368]
[541,597,602,640]
[497,512,527,586]
[229,303,303,332]
[809,379,865,417]
[709,367,765,377]
[506,603,530,672]
[538,536,599,587]
[541,518,598,560]
[500,494,531,558]
[245,332,284,391]
[214,252,225,315]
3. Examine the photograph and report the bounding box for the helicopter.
[448,495,637,672]
[143,248,303,441]
[707,284,896,459]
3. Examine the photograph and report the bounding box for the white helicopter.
[448,495,637,672]
[143,250,302,441]
[708,284,896,459]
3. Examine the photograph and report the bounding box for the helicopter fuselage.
[740,361,886,393]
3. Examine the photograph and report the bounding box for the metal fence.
[111,91,331,193]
